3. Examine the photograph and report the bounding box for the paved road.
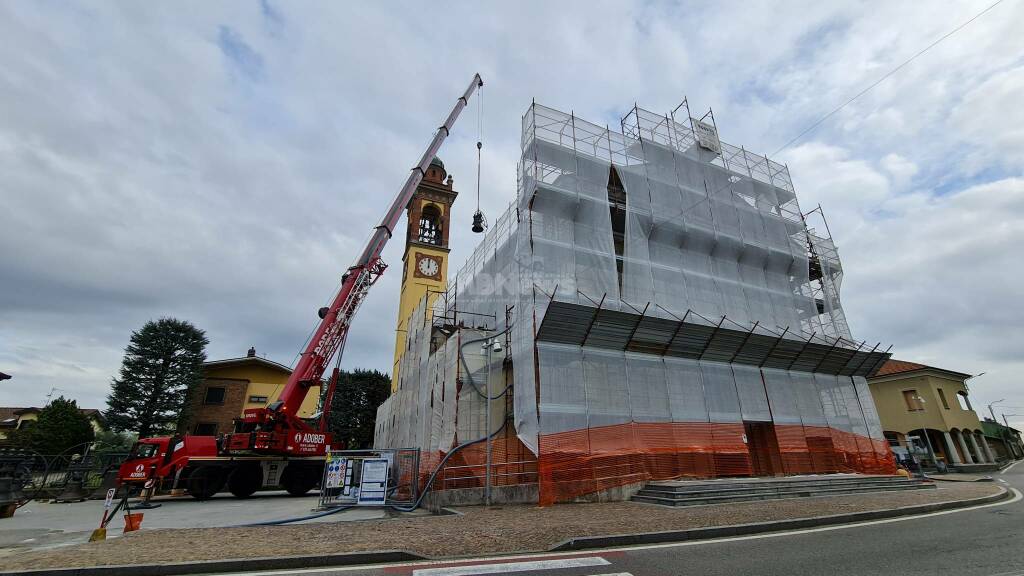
[211,462,1024,576]
[3,491,399,555]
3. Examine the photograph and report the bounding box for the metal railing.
[436,459,538,491]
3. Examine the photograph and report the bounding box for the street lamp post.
[481,338,502,507]
[989,398,1005,423]
[912,393,938,473]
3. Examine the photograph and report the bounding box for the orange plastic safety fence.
[537,422,895,505]
[422,428,539,492]
[774,424,814,475]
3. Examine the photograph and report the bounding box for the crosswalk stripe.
[412,557,610,576]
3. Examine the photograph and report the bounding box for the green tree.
[106,318,208,437]
[324,369,391,449]
[93,429,137,454]
[10,397,95,455]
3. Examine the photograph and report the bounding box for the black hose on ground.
[228,416,509,523]
[234,504,356,527]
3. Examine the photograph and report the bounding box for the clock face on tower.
[414,253,441,279]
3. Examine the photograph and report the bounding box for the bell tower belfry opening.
[392,156,457,391]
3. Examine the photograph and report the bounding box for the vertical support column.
[979,433,996,463]
[956,431,974,464]
[942,431,963,465]
[967,433,986,463]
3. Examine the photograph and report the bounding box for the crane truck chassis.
[118,435,327,499]
[116,73,484,500]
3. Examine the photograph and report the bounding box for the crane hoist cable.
[472,84,487,233]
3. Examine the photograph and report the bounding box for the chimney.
[247,347,256,358]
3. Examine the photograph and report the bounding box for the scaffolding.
[375,100,893,505]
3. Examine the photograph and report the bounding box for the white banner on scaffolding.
[693,118,721,153]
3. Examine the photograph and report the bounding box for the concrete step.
[633,481,927,501]
[632,481,935,507]
[644,475,908,494]
[638,479,925,498]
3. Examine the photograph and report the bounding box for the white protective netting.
[376,101,879,477]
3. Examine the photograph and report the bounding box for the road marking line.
[586,573,632,576]
[212,487,1021,576]
[593,487,1023,554]
[1000,460,1022,474]
[412,557,610,576]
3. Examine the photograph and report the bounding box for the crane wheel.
[227,464,262,498]
[281,464,319,497]
[187,466,226,500]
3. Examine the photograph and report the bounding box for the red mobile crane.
[118,74,484,499]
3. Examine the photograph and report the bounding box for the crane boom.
[227,73,484,455]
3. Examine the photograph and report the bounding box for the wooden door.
[745,421,784,476]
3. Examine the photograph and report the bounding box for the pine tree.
[106,318,208,437]
[325,369,391,449]
[10,397,95,455]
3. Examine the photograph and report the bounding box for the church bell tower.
[392,156,457,391]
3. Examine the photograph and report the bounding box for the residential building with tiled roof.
[0,405,106,441]
[179,348,319,436]
[868,359,998,471]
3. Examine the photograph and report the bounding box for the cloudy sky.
[2,1,1023,427]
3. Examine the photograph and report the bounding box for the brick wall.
[183,377,249,435]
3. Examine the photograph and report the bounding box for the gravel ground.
[4,483,1002,571]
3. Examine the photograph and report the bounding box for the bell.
[471,210,486,233]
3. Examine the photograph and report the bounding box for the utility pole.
[484,339,491,507]
[481,337,502,507]
[989,398,1005,422]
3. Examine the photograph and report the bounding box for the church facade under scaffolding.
[374,101,894,506]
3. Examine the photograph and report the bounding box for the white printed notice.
[357,458,389,505]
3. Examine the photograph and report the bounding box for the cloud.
[1,0,1023,431]
[951,65,1024,172]
[217,26,265,82]
[880,153,918,186]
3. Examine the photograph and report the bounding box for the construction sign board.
[325,458,347,489]
[356,458,389,506]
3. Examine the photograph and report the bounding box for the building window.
[937,388,950,410]
[903,390,924,412]
[417,205,441,245]
[249,395,269,404]
[957,391,973,411]
[203,386,226,405]
[193,422,217,435]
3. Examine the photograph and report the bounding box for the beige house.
[180,348,320,436]
[868,359,996,470]
[0,406,106,442]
